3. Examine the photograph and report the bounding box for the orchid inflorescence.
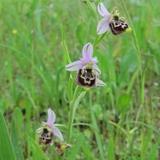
[36,2,130,155]
[66,2,129,88]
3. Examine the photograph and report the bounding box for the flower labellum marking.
[39,126,53,145]
[77,68,97,87]
[109,16,129,35]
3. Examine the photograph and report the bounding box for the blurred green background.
[0,0,160,159]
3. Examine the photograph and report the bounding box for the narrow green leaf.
[11,108,24,160]
[117,93,131,113]
[108,136,115,160]
[0,112,16,160]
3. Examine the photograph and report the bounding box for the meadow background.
[0,0,160,159]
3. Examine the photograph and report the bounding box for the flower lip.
[76,66,104,88]
[39,126,53,145]
[109,16,129,35]
[77,68,97,87]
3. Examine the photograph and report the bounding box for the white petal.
[97,18,110,35]
[47,108,56,127]
[91,57,98,64]
[82,43,93,61]
[36,127,43,134]
[52,126,64,141]
[97,2,111,17]
[96,79,106,87]
[93,64,101,74]
[66,60,83,71]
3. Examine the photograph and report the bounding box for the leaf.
[11,108,24,160]
[76,23,86,45]
[66,131,94,160]
[108,136,115,160]
[0,112,16,160]
[28,137,49,160]
[117,93,131,113]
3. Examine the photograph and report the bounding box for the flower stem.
[89,91,105,160]
[93,33,108,47]
[119,0,142,93]
[67,89,86,142]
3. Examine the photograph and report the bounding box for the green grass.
[0,0,160,159]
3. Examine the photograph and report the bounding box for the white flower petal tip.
[47,108,56,127]
[53,127,64,141]
[97,3,111,17]
[96,79,106,87]
[97,18,110,35]
[66,60,83,71]
[36,127,42,134]
[92,64,101,74]
[82,42,93,61]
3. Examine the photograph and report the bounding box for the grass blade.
[0,112,16,160]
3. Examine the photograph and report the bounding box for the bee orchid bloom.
[97,3,129,35]
[46,108,64,141]
[66,43,105,87]
[37,108,64,146]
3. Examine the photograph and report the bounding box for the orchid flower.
[66,43,105,87]
[97,3,129,35]
[37,108,64,145]
[46,108,64,141]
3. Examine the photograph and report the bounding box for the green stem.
[93,33,108,47]
[89,92,105,160]
[67,89,86,142]
[119,0,142,94]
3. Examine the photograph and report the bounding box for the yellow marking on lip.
[126,27,132,33]
[84,62,93,69]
